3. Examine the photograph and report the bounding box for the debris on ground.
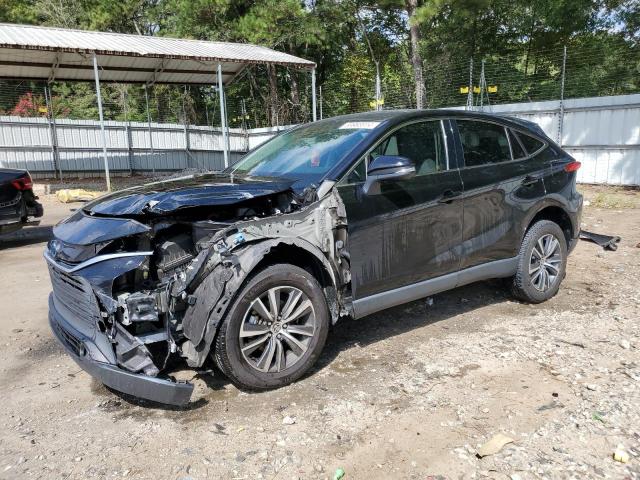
[56,189,101,203]
[619,339,631,350]
[476,433,515,458]
[282,416,296,425]
[579,230,621,251]
[613,445,630,463]
[333,467,346,479]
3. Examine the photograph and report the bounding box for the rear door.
[337,119,464,300]
[454,119,547,269]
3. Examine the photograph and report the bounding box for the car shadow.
[105,279,512,411]
[0,226,53,249]
[312,279,511,374]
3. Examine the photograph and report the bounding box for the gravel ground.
[0,186,638,480]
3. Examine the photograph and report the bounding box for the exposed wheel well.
[527,206,573,245]
[251,243,334,290]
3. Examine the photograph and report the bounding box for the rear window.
[515,131,545,155]
[458,120,511,166]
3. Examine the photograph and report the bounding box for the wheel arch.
[181,237,340,368]
[249,241,337,290]
[521,202,575,247]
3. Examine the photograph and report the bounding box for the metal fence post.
[479,59,486,111]
[125,124,134,175]
[44,85,62,179]
[557,46,567,146]
[311,67,317,122]
[466,58,474,110]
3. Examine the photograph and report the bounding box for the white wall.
[0,94,638,185]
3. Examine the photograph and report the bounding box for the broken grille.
[52,320,83,356]
[48,264,102,328]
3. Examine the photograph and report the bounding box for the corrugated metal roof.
[0,23,315,85]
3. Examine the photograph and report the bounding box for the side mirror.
[363,155,415,195]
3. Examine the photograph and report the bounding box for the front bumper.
[48,294,193,406]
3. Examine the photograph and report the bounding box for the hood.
[84,173,295,217]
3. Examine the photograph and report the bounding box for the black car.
[0,168,43,235]
[45,110,582,405]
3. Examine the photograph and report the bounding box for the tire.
[511,220,568,303]
[213,263,330,391]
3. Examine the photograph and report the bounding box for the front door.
[337,119,464,302]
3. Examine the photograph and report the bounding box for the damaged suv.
[46,110,582,405]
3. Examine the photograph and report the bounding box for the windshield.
[228,118,378,189]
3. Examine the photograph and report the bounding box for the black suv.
[45,110,582,405]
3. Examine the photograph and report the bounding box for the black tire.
[213,263,330,391]
[511,220,568,303]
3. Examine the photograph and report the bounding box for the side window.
[458,120,511,166]
[341,120,447,184]
[344,157,367,184]
[372,121,447,176]
[515,131,545,155]
[508,129,527,159]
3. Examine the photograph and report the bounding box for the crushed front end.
[45,174,351,406]
[45,214,195,405]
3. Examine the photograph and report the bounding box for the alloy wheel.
[239,286,316,373]
[529,233,562,292]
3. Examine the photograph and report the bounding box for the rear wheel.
[213,264,329,390]
[511,220,567,303]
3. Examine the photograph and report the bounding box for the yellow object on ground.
[56,189,101,203]
[613,446,630,463]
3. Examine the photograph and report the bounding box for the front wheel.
[213,263,330,390]
[511,220,568,303]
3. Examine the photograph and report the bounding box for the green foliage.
[0,0,637,125]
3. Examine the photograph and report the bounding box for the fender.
[518,194,580,245]
[180,236,341,368]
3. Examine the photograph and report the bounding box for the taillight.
[564,161,581,173]
[11,174,33,190]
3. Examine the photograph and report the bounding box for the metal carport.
[0,23,317,190]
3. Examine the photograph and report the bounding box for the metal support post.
[122,89,133,174]
[217,63,229,168]
[143,84,155,174]
[92,53,111,192]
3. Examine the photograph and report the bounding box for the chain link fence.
[2,43,636,127]
[320,42,639,116]
[0,42,637,181]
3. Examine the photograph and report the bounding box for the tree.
[234,0,324,125]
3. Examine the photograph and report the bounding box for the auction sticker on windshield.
[338,121,380,130]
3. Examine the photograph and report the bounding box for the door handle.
[521,175,540,186]
[438,189,462,203]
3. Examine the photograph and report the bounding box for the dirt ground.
[0,185,638,480]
